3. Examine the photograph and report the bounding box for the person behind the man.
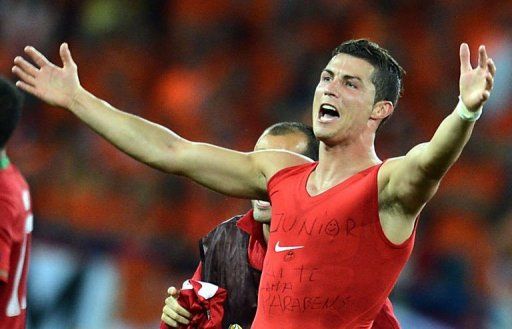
[160,122,400,328]
[0,77,33,329]
[12,38,495,328]
[161,121,319,328]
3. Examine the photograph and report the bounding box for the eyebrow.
[322,69,363,82]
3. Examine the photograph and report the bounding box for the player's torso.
[254,164,412,328]
[0,165,32,329]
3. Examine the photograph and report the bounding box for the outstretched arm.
[380,44,496,239]
[12,43,308,200]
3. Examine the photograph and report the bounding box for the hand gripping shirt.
[252,162,416,328]
[199,211,264,328]
[159,212,264,329]
[0,163,32,329]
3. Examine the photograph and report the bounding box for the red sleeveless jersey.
[252,162,415,328]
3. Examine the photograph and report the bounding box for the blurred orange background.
[1,0,511,328]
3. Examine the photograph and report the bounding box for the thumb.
[60,43,76,69]
[167,286,179,297]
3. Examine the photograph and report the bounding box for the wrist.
[456,96,482,122]
[68,86,87,114]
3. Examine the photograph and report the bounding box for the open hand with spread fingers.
[459,43,496,112]
[12,42,82,109]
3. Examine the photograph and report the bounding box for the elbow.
[417,159,455,183]
[145,138,187,174]
[418,145,460,181]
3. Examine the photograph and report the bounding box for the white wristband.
[456,96,482,122]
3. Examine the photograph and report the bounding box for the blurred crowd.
[1,0,511,328]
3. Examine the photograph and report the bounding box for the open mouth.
[318,104,340,122]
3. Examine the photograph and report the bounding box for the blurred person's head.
[0,77,23,151]
[252,122,318,223]
[313,39,405,143]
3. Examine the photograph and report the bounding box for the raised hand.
[12,43,82,109]
[459,43,496,112]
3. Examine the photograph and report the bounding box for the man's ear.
[370,100,394,120]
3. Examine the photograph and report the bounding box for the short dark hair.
[332,39,405,108]
[264,122,319,161]
[0,77,24,149]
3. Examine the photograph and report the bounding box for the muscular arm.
[12,43,309,200]
[379,44,496,241]
[68,89,281,199]
[382,110,475,214]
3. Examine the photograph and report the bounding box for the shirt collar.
[236,210,264,242]
[237,209,267,271]
[0,154,10,170]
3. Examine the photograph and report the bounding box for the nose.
[323,80,338,98]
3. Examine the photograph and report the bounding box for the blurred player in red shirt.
[0,77,32,329]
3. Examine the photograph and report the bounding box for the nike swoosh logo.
[274,241,304,252]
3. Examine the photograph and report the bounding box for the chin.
[313,124,333,137]
[253,211,271,223]
[314,129,336,143]
[253,215,271,223]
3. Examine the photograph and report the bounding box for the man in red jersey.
[0,77,32,329]
[12,38,495,328]
[160,122,399,329]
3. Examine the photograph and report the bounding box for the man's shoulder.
[211,214,245,232]
[199,213,253,277]
[268,161,316,188]
[201,214,247,244]
[219,214,245,226]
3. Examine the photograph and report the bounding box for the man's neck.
[0,150,9,170]
[308,141,380,195]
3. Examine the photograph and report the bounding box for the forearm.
[67,88,275,199]
[420,107,475,178]
[69,88,185,172]
[383,44,494,216]
[383,107,476,217]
